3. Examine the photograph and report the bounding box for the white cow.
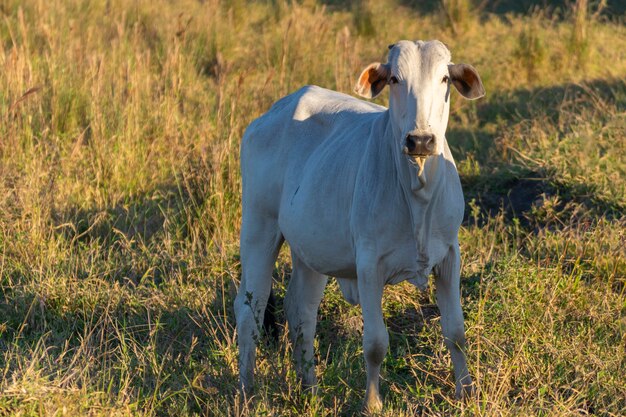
[235,39,485,411]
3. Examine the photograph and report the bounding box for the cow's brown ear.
[448,63,485,100]
[355,63,389,99]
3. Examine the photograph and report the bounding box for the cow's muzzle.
[403,134,435,175]
[403,134,435,157]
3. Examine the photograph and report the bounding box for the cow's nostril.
[425,135,435,152]
[406,135,417,153]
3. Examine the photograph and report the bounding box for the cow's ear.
[448,63,485,100]
[355,63,389,99]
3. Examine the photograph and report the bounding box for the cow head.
[355,40,484,173]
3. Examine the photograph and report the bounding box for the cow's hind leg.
[284,252,328,391]
[235,217,284,395]
[436,244,473,399]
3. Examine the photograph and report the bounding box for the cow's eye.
[389,76,399,84]
[442,75,450,84]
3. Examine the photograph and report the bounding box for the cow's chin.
[407,154,429,175]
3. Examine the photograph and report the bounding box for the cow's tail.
[262,289,280,344]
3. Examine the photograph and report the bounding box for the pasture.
[0,0,624,415]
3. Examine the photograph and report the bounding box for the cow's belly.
[293,245,357,279]
[278,184,358,278]
[280,226,357,278]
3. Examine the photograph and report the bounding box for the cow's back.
[241,85,384,221]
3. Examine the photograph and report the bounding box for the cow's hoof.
[455,381,476,400]
[363,392,383,414]
[302,382,319,396]
[235,388,255,415]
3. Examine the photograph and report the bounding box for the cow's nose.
[405,134,435,155]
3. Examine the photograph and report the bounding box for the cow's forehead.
[388,40,451,74]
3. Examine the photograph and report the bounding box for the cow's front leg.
[436,243,473,399]
[357,263,388,413]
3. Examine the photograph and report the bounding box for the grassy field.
[0,0,625,415]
